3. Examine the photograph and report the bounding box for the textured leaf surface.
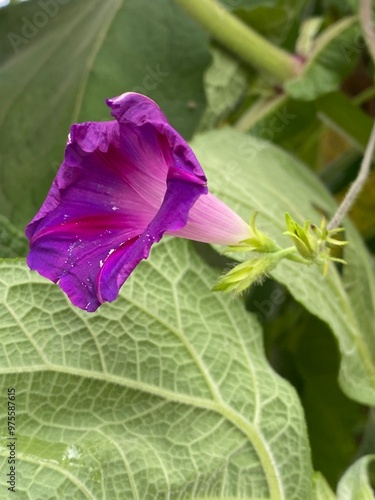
[191,128,375,406]
[0,239,312,499]
[337,455,375,499]
[0,0,210,228]
[198,48,247,132]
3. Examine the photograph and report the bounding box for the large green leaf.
[0,239,313,498]
[0,0,210,228]
[337,455,375,499]
[191,128,375,406]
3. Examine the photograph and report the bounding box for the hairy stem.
[359,0,375,63]
[327,120,375,230]
[175,0,299,81]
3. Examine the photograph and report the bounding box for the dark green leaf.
[0,213,28,258]
[0,0,210,228]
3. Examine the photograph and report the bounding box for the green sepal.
[213,256,278,294]
[284,213,317,259]
[226,212,281,254]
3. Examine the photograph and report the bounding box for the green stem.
[274,246,309,264]
[274,246,301,261]
[175,0,299,82]
[275,246,296,257]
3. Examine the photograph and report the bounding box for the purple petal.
[97,179,205,304]
[171,192,250,245]
[27,214,141,312]
[107,93,207,187]
[26,93,211,311]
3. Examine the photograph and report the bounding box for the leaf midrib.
[0,362,283,499]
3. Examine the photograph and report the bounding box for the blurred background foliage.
[1,0,375,492]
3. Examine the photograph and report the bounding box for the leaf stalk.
[175,0,300,81]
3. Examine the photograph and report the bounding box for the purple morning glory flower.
[26,93,250,311]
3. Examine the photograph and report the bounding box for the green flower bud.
[284,213,317,260]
